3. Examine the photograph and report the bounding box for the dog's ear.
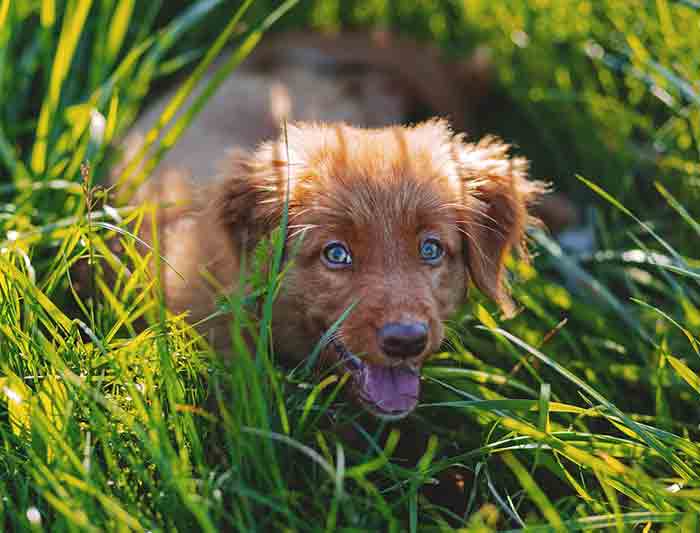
[454,136,546,317]
[213,145,290,252]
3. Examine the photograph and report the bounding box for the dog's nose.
[377,322,429,359]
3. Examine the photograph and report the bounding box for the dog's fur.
[133,119,545,419]
[113,31,489,193]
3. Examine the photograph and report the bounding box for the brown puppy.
[135,119,544,419]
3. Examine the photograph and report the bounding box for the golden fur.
[134,119,545,418]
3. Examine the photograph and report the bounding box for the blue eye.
[420,238,444,263]
[322,242,352,267]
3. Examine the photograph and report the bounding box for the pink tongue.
[362,365,420,414]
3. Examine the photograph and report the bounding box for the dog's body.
[114,32,486,189]
[120,34,545,419]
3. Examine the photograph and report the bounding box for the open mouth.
[332,340,420,419]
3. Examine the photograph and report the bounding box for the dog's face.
[216,120,544,419]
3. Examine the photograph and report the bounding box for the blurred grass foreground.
[1,1,700,531]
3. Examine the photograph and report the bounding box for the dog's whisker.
[455,219,508,242]
[450,202,505,229]
[288,223,318,240]
[456,226,494,268]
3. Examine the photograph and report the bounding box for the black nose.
[377,322,429,359]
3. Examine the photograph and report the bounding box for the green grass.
[2,1,700,531]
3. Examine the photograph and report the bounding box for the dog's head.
[216,120,545,419]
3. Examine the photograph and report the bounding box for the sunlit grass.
[1,1,700,531]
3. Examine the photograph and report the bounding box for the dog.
[130,120,545,420]
[117,33,545,420]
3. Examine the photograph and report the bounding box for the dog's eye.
[419,238,444,263]
[322,242,352,267]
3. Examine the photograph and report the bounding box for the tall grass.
[1,1,700,531]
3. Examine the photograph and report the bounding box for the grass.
[1,0,700,531]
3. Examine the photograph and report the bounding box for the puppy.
[134,119,545,419]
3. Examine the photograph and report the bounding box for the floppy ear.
[454,136,546,316]
[213,145,290,253]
